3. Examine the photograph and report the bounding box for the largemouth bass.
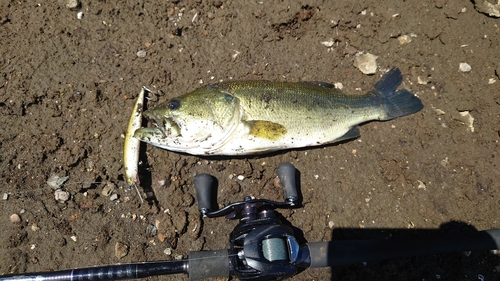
[134,68,423,155]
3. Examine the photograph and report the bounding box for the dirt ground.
[1,0,500,280]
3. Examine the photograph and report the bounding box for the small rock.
[320,39,335,47]
[397,34,412,45]
[70,235,77,242]
[136,50,147,58]
[417,180,427,189]
[54,189,71,202]
[110,193,119,201]
[3,193,8,200]
[66,0,81,11]
[459,62,472,72]
[273,176,282,189]
[417,76,429,85]
[164,248,172,256]
[157,232,167,242]
[473,0,500,17]
[115,242,129,259]
[237,175,245,181]
[47,174,69,190]
[353,52,378,74]
[435,108,446,115]
[146,224,158,237]
[102,182,115,197]
[459,111,475,132]
[440,157,450,167]
[328,221,335,229]
[31,224,40,231]
[10,214,21,224]
[77,12,84,20]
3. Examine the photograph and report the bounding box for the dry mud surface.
[1,1,500,280]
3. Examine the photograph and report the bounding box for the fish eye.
[168,100,180,110]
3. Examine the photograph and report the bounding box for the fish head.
[133,86,240,154]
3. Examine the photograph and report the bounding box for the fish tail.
[374,68,424,120]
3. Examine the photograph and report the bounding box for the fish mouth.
[139,110,181,138]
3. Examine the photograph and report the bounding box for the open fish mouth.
[134,110,181,140]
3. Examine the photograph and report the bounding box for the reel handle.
[276,163,298,205]
[194,173,214,217]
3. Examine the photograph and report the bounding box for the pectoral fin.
[247,120,287,140]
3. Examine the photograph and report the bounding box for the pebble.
[164,248,172,256]
[115,242,129,259]
[54,189,71,202]
[320,39,335,47]
[417,180,426,189]
[3,193,8,200]
[136,50,147,58]
[459,62,472,72]
[397,35,412,45]
[353,52,378,74]
[434,108,446,115]
[102,182,115,197]
[66,0,81,11]
[110,193,119,201]
[417,76,429,85]
[71,235,77,242]
[77,12,84,20]
[157,232,167,242]
[31,223,40,231]
[47,174,69,190]
[146,224,158,237]
[473,0,500,17]
[328,221,335,229]
[10,213,21,224]
[459,111,475,132]
[237,175,245,181]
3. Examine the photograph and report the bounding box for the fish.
[133,67,423,155]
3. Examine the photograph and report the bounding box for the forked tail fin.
[374,68,424,120]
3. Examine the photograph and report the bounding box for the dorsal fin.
[303,81,336,89]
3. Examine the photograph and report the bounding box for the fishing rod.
[2,163,500,281]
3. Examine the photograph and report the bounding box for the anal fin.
[335,126,361,143]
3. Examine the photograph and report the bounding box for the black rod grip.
[188,249,230,281]
[194,173,214,215]
[275,163,297,204]
[307,228,500,268]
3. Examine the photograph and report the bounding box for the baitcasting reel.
[193,163,308,280]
